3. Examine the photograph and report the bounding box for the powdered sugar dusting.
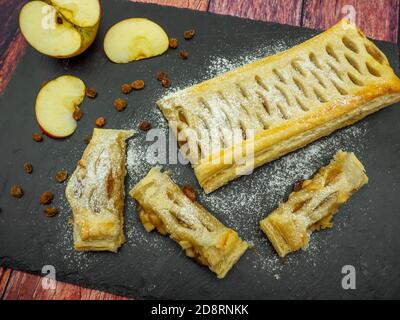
[204,40,288,77]
[40,36,370,278]
[123,39,370,275]
[197,123,368,273]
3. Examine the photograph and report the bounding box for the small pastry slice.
[66,128,134,252]
[260,150,368,258]
[129,168,249,279]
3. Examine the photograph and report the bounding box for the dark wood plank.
[132,0,209,10]
[0,0,26,56]
[302,0,400,43]
[0,268,12,299]
[2,270,131,300]
[0,33,27,95]
[0,0,28,95]
[209,0,303,26]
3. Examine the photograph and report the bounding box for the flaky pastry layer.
[129,168,248,279]
[260,150,368,257]
[157,19,400,193]
[66,128,134,252]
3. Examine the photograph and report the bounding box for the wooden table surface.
[0,0,399,300]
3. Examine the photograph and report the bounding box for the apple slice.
[36,75,86,138]
[19,0,101,58]
[104,18,169,63]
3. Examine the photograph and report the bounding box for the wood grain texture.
[302,0,400,43]
[0,33,27,95]
[209,0,303,26]
[0,0,27,95]
[2,271,131,300]
[0,0,25,56]
[132,0,210,10]
[0,267,12,299]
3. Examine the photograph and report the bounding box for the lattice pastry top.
[66,128,134,252]
[157,19,400,193]
[130,167,249,279]
[260,150,368,257]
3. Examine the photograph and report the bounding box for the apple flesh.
[36,75,86,138]
[19,0,101,58]
[104,18,169,64]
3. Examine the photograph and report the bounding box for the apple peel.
[104,18,169,64]
[35,75,86,138]
[19,0,101,58]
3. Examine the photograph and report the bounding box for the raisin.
[293,180,304,192]
[24,163,33,174]
[40,192,54,205]
[114,98,127,112]
[84,135,92,145]
[86,88,97,99]
[131,80,145,90]
[95,117,106,127]
[72,109,83,121]
[121,84,132,94]
[10,185,24,198]
[184,29,195,40]
[55,170,68,183]
[161,78,170,88]
[44,207,59,217]
[182,185,196,202]
[169,38,178,49]
[179,50,189,60]
[32,133,43,142]
[138,121,151,131]
[156,71,168,81]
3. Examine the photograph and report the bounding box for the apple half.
[104,18,169,63]
[36,75,86,138]
[19,0,101,58]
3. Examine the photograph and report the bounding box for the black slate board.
[1,0,400,300]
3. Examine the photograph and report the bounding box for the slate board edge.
[0,0,399,300]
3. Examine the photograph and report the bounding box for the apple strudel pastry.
[157,19,400,193]
[129,168,249,279]
[66,128,134,252]
[260,150,368,258]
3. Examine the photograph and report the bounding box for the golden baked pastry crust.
[66,128,134,252]
[157,19,400,193]
[260,150,368,257]
[129,168,249,279]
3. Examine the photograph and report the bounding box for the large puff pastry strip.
[66,129,134,252]
[260,150,368,258]
[157,19,400,193]
[130,168,249,279]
